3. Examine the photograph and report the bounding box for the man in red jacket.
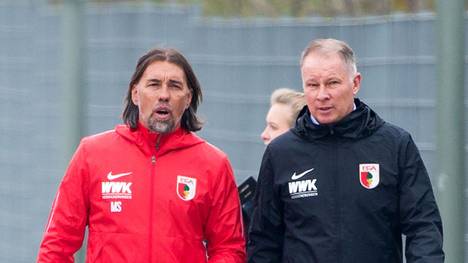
[37,48,246,263]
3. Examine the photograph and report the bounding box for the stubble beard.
[147,113,176,134]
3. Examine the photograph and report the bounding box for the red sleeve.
[205,157,246,263]
[37,141,90,263]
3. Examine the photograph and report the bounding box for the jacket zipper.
[330,128,342,263]
[335,135,342,263]
[149,155,156,263]
[149,136,161,263]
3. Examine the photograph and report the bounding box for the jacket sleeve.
[205,156,246,263]
[247,148,284,263]
[37,141,89,263]
[398,134,444,263]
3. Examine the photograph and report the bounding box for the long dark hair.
[122,48,203,132]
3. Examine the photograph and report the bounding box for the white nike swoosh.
[107,172,132,180]
[291,168,315,180]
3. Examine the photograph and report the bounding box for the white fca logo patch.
[359,163,380,189]
[177,176,197,201]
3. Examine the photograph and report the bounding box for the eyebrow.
[146,78,183,84]
[147,79,161,84]
[168,79,183,86]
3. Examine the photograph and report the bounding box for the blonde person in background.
[261,88,306,145]
[240,88,305,246]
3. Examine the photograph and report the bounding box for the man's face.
[132,61,192,133]
[301,52,360,125]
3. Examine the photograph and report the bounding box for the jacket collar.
[293,98,384,140]
[115,122,204,156]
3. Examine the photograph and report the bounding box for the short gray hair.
[300,38,357,74]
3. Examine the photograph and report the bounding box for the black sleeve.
[247,147,284,263]
[398,134,444,263]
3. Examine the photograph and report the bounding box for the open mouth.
[153,107,171,120]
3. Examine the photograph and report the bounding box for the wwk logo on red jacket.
[101,171,133,199]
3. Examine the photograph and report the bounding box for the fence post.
[436,0,465,262]
[62,0,87,262]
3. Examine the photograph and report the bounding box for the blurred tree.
[49,0,438,17]
[197,0,436,17]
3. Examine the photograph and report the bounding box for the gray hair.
[300,38,357,74]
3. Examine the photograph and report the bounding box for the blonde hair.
[270,88,306,127]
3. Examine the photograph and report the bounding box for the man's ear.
[131,85,139,105]
[352,73,361,95]
[185,90,192,110]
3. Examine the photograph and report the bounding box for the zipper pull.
[155,135,162,151]
[151,155,156,164]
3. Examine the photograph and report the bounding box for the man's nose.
[316,86,330,100]
[261,128,270,145]
[158,85,170,101]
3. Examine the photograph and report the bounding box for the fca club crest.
[177,175,197,201]
[359,164,380,189]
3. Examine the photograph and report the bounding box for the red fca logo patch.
[359,164,380,189]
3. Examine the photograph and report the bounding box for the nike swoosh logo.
[291,168,314,180]
[107,172,132,180]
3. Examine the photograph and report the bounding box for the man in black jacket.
[248,38,444,263]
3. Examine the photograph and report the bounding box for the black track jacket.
[248,99,443,263]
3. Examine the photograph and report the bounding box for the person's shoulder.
[189,135,233,173]
[378,121,410,134]
[82,129,118,142]
[80,127,121,147]
[376,121,412,141]
[188,132,228,160]
[269,129,302,149]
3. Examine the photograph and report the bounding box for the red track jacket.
[37,124,246,263]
